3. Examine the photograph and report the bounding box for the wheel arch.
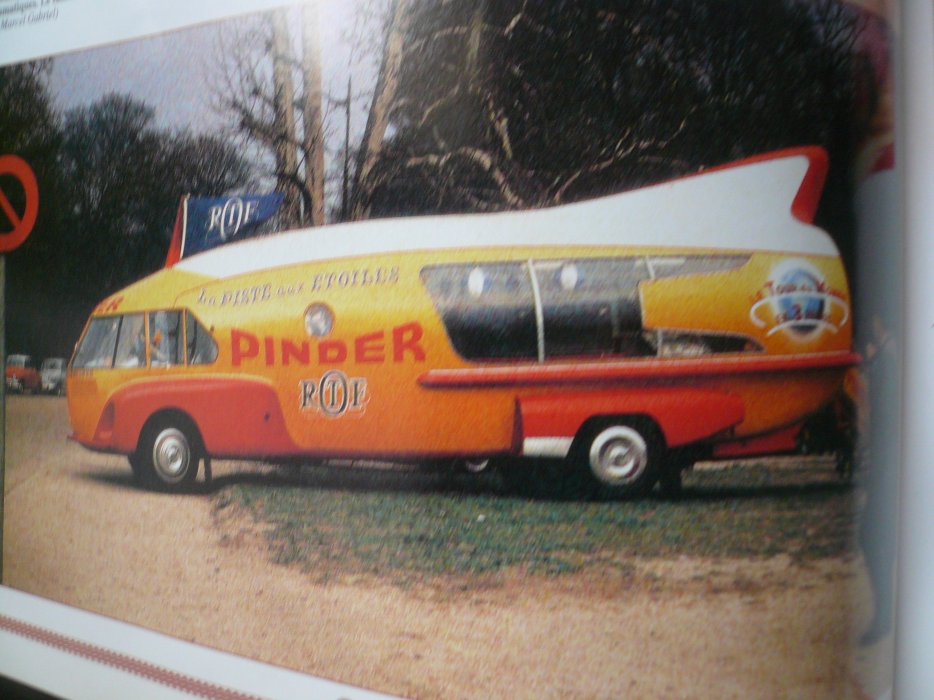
[570,413,666,454]
[135,407,206,458]
[105,377,294,459]
[517,389,744,459]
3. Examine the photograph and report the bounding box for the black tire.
[497,457,582,500]
[658,453,690,500]
[130,416,202,492]
[571,417,663,499]
[128,450,146,482]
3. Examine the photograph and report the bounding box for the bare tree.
[349,0,412,220]
[302,4,326,227]
[208,0,415,225]
[210,7,327,229]
[270,10,302,228]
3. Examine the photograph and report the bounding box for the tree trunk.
[350,0,411,220]
[270,10,301,229]
[302,4,326,227]
[342,75,352,222]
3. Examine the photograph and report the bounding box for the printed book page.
[0,1,905,698]
[893,0,933,696]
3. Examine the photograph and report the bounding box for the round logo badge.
[750,259,849,339]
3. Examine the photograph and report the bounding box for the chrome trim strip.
[527,259,546,363]
[522,437,574,458]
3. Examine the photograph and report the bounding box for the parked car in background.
[40,358,67,395]
[6,354,40,394]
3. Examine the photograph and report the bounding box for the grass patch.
[213,459,855,584]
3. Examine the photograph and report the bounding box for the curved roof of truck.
[174,147,837,281]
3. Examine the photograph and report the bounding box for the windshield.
[72,317,121,369]
[41,359,64,371]
[7,355,27,368]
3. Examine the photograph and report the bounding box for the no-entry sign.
[0,155,39,253]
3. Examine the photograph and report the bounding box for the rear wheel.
[573,418,662,499]
[131,417,201,492]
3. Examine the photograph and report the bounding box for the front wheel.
[573,419,662,499]
[131,418,201,492]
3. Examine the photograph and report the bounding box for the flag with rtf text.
[165,193,284,267]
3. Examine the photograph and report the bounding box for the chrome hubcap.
[589,426,648,486]
[464,458,491,474]
[152,428,191,483]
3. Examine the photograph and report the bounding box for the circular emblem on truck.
[304,303,334,338]
[750,259,849,339]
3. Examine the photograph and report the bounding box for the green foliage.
[0,60,59,159]
[0,76,257,357]
[215,462,855,586]
[57,94,256,286]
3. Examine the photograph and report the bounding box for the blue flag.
[166,193,283,266]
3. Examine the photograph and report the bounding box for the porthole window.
[467,267,487,298]
[558,263,579,291]
[304,303,334,338]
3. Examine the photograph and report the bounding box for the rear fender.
[518,389,745,458]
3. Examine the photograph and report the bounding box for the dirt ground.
[2,397,894,699]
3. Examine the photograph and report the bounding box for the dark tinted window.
[421,263,537,361]
[421,255,754,363]
[533,259,653,359]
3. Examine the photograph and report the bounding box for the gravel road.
[3,396,891,699]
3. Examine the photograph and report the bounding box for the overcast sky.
[50,24,225,132]
[46,2,378,210]
[48,3,369,163]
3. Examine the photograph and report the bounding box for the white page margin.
[0,0,292,67]
[895,0,934,695]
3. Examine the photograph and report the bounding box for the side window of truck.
[421,263,538,361]
[149,311,183,367]
[532,258,653,359]
[185,312,218,365]
[422,256,759,363]
[113,314,146,368]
